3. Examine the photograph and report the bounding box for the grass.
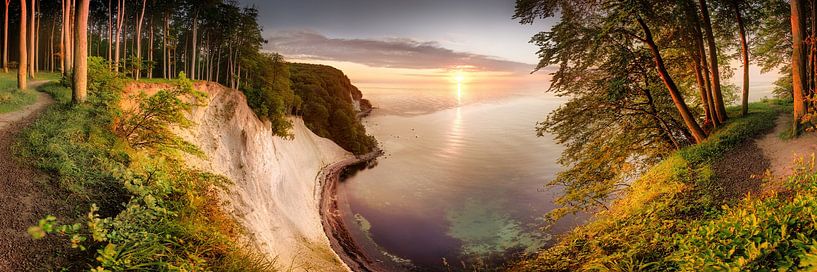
[0,88,37,113]
[511,100,786,271]
[0,71,63,113]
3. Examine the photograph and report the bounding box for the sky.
[235,0,779,98]
[235,0,555,89]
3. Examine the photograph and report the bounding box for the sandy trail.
[0,80,76,271]
[756,115,817,181]
[0,81,51,130]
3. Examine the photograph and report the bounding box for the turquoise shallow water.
[339,86,585,270]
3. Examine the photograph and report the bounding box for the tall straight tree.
[147,15,153,78]
[683,0,718,128]
[107,0,111,68]
[791,0,807,135]
[27,0,34,78]
[73,0,88,103]
[3,0,9,73]
[49,16,53,72]
[162,12,167,78]
[190,10,197,80]
[698,0,728,123]
[62,0,69,74]
[734,1,750,116]
[135,0,145,79]
[34,0,38,73]
[18,0,26,89]
[114,0,124,73]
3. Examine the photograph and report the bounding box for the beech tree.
[72,0,88,103]
[133,0,144,79]
[513,0,718,215]
[734,1,751,116]
[3,0,9,73]
[17,0,25,89]
[113,0,123,73]
[791,0,808,134]
[699,0,729,123]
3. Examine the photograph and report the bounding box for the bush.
[673,160,817,271]
[115,72,204,154]
[21,58,275,271]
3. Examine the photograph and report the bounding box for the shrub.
[21,59,275,271]
[114,72,204,154]
[673,159,817,271]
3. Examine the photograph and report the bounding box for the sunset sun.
[454,71,466,83]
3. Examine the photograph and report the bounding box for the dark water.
[339,85,584,271]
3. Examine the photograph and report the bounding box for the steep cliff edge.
[129,81,355,271]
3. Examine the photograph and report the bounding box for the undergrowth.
[18,57,275,271]
[511,101,788,271]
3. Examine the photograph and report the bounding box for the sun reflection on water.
[457,82,462,105]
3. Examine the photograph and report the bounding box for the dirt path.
[756,115,817,181]
[0,80,73,271]
[712,112,817,200]
[0,81,51,131]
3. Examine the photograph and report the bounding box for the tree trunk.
[693,60,712,125]
[2,0,8,73]
[62,0,68,74]
[791,0,808,135]
[66,0,74,72]
[27,0,33,78]
[698,0,728,123]
[59,0,64,74]
[18,0,26,89]
[162,13,167,78]
[49,17,53,72]
[215,46,220,84]
[148,16,153,78]
[107,0,111,68]
[34,0,39,73]
[135,0,145,80]
[735,2,750,116]
[638,16,707,144]
[73,0,89,103]
[114,0,124,73]
[683,1,714,127]
[190,11,197,80]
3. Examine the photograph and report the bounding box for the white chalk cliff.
[134,82,353,271]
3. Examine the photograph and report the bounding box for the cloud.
[266,31,537,73]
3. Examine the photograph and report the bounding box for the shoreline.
[318,148,387,272]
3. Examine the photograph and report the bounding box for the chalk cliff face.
[138,82,354,271]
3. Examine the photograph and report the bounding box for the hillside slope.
[512,101,788,271]
[130,82,355,271]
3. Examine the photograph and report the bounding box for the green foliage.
[241,53,295,138]
[20,58,275,271]
[17,84,129,210]
[290,63,377,155]
[511,101,783,271]
[115,72,205,154]
[517,0,700,218]
[672,159,817,271]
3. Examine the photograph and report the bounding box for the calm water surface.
[339,84,584,270]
